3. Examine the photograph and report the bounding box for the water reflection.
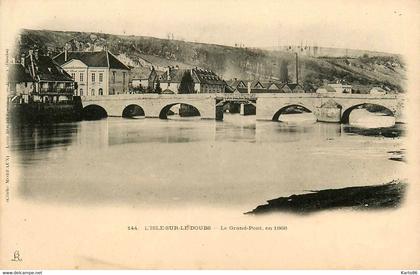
[11,113,404,208]
[349,109,395,128]
[215,114,256,142]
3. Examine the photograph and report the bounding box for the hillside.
[14,29,406,91]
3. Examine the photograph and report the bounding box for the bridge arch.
[272,104,314,121]
[122,104,145,118]
[341,103,394,124]
[159,103,201,119]
[83,104,108,120]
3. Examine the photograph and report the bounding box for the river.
[9,110,405,213]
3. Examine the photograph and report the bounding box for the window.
[99,88,103,95]
[112,71,116,84]
[123,72,126,85]
[80,88,83,96]
[80,73,84,82]
[99,73,103,82]
[91,89,95,96]
[92,73,96,82]
[71,73,75,80]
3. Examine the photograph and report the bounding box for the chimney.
[34,49,39,61]
[167,66,171,80]
[295,52,299,84]
[247,81,251,94]
[28,50,36,79]
[21,54,25,67]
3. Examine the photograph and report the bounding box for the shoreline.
[246,180,407,215]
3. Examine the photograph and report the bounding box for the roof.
[159,68,225,85]
[8,63,33,83]
[27,55,74,82]
[317,85,336,93]
[160,69,199,83]
[192,68,225,85]
[227,79,246,88]
[131,66,152,79]
[54,50,130,70]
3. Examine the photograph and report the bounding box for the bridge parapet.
[82,93,218,102]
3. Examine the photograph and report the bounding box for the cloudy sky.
[1,0,419,54]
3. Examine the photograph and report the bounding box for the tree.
[155,79,162,94]
[178,71,195,94]
[280,60,289,83]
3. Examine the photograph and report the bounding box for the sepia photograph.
[0,0,419,271]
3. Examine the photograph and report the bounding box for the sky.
[1,0,419,54]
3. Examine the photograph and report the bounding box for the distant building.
[130,66,152,90]
[316,85,337,94]
[226,79,305,93]
[370,87,387,95]
[7,50,76,104]
[226,79,247,90]
[53,50,131,96]
[329,83,352,93]
[155,66,226,93]
[7,63,34,104]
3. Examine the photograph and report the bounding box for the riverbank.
[246,180,407,215]
[8,97,83,124]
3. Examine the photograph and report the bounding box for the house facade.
[53,50,130,96]
[7,50,76,104]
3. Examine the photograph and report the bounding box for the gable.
[282,85,292,93]
[254,82,264,89]
[268,83,280,90]
[237,81,246,88]
[62,59,88,69]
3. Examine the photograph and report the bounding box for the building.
[53,50,131,96]
[7,50,76,104]
[7,63,34,104]
[154,66,226,93]
[316,85,337,94]
[370,87,387,95]
[226,79,247,90]
[226,79,305,93]
[329,83,352,93]
[130,66,153,92]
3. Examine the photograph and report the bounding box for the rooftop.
[25,55,74,82]
[54,50,130,70]
[8,63,33,83]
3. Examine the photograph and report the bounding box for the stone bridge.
[81,94,218,119]
[256,93,405,123]
[81,93,405,123]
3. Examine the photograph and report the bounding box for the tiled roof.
[54,51,130,70]
[131,66,152,79]
[27,55,74,82]
[160,68,225,85]
[160,69,199,83]
[8,63,33,83]
[193,68,225,85]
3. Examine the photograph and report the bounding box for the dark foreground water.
[9,112,406,212]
